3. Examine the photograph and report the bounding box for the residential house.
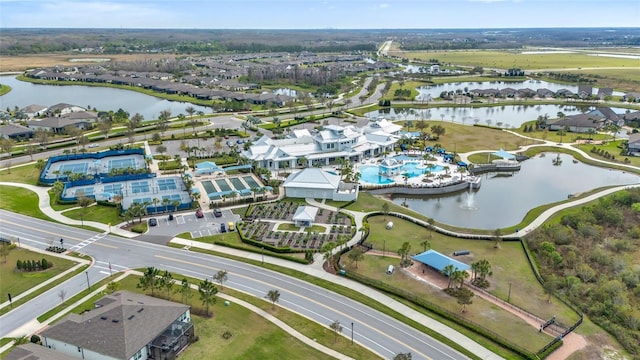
[27,116,93,134]
[46,103,85,116]
[20,104,48,119]
[283,168,358,201]
[555,89,575,98]
[6,343,75,360]
[536,88,555,99]
[548,113,606,133]
[627,133,640,156]
[0,123,34,140]
[38,291,195,360]
[589,107,619,123]
[622,111,640,123]
[623,92,640,102]
[577,85,593,99]
[597,87,613,100]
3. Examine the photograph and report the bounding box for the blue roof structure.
[195,161,224,175]
[412,249,470,272]
[224,164,253,171]
[492,148,515,160]
[457,161,468,167]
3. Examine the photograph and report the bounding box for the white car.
[88,144,99,148]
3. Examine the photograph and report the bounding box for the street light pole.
[351,322,354,345]
[85,271,91,290]
[261,247,264,265]
[507,282,512,303]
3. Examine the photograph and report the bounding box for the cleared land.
[391,50,640,71]
[0,53,177,72]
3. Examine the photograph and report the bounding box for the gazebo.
[379,157,402,177]
[411,249,470,273]
[292,205,318,227]
[492,149,516,161]
[195,161,225,175]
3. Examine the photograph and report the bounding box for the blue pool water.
[359,162,445,184]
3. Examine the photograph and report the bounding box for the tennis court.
[157,178,177,191]
[108,158,137,172]
[243,175,261,189]
[215,179,232,192]
[58,162,89,175]
[130,181,150,194]
[229,177,247,190]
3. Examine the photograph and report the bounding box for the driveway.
[138,208,241,244]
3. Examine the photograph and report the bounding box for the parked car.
[220,223,227,233]
[228,222,235,231]
[195,209,204,218]
[213,208,222,217]
[168,214,174,221]
[148,218,158,227]
[88,143,99,148]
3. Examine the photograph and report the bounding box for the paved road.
[0,210,474,360]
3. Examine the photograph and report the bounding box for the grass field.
[575,141,640,167]
[391,50,640,71]
[363,215,581,326]
[0,186,49,220]
[62,205,123,227]
[0,247,76,299]
[348,252,552,353]
[0,164,42,185]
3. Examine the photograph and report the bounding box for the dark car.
[213,208,222,217]
[220,222,227,233]
[195,209,204,218]
[168,214,174,221]
[148,218,158,227]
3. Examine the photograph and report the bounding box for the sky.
[1,0,639,29]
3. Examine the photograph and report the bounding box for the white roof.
[293,205,319,222]
[283,168,340,190]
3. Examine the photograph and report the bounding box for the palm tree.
[265,289,280,308]
[198,279,218,317]
[419,239,430,252]
[175,278,192,305]
[152,198,160,214]
[162,198,170,213]
[397,241,411,267]
[382,202,390,220]
[441,264,456,289]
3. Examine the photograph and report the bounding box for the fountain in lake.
[461,183,478,210]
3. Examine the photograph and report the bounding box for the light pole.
[383,239,386,258]
[85,271,90,290]
[507,282,512,303]
[351,322,354,345]
[261,247,264,265]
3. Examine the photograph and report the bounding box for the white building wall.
[285,187,334,200]
[42,337,118,360]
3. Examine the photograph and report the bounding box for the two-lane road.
[0,210,474,360]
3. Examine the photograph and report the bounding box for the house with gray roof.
[6,343,75,360]
[20,104,48,119]
[627,133,640,156]
[0,123,34,140]
[46,103,85,116]
[548,113,606,133]
[39,291,195,360]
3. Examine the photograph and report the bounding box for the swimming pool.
[359,162,445,184]
[229,177,247,190]
[243,176,260,189]
[215,179,232,192]
[359,166,395,185]
[201,180,217,195]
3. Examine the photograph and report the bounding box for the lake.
[0,75,211,121]
[390,153,639,229]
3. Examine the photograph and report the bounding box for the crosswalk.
[68,232,108,252]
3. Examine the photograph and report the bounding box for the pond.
[0,75,211,121]
[415,79,625,99]
[390,153,639,229]
[365,105,630,129]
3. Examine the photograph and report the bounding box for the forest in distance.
[2,27,640,55]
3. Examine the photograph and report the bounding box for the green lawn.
[363,216,580,326]
[0,186,49,220]
[348,252,553,353]
[0,163,42,185]
[574,141,640,167]
[0,247,76,299]
[62,204,123,226]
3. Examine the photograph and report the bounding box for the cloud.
[379,3,389,8]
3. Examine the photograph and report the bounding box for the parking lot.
[144,208,242,239]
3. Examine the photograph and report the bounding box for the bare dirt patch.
[0,53,177,72]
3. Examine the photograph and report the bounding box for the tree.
[348,247,364,269]
[160,270,174,299]
[0,138,15,157]
[0,243,10,263]
[137,266,160,296]
[457,287,474,312]
[106,281,120,294]
[382,202,390,220]
[214,270,228,290]
[394,353,412,360]
[265,289,281,308]
[198,279,218,317]
[35,128,50,150]
[542,275,557,303]
[441,264,456,289]
[329,320,343,343]
[77,195,93,227]
[176,278,193,305]
[419,239,430,253]
[493,228,503,248]
[397,241,412,267]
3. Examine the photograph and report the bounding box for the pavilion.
[411,249,471,273]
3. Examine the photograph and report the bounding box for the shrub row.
[212,240,310,265]
[17,258,53,271]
